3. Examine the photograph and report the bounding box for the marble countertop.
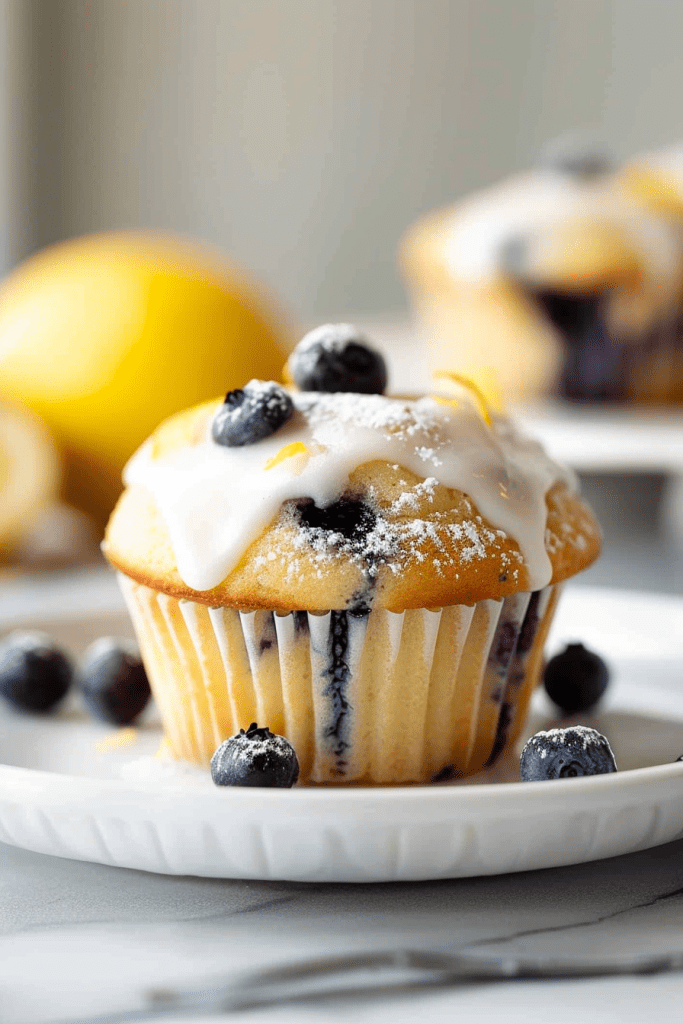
[4,835,683,1023]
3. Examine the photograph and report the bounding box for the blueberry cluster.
[211,327,387,450]
[211,723,299,788]
[0,631,150,725]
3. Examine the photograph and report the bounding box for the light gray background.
[3,0,683,317]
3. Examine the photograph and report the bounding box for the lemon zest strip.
[264,441,309,471]
[433,395,460,410]
[433,370,494,426]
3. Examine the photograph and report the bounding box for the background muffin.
[400,144,683,405]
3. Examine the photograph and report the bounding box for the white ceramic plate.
[0,586,682,882]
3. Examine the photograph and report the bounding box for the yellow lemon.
[0,232,293,525]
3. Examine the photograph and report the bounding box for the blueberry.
[539,134,612,178]
[80,637,151,725]
[211,723,299,788]
[288,324,387,394]
[0,631,73,713]
[520,725,617,782]
[543,643,609,713]
[295,496,377,543]
[212,380,294,447]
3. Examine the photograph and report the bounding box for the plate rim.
[2,745,683,816]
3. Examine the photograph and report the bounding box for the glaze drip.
[124,391,576,593]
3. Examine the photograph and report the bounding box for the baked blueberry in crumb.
[543,642,609,713]
[212,380,294,447]
[296,496,377,543]
[288,324,387,394]
[0,631,73,713]
[80,637,151,725]
[211,723,299,788]
[520,725,617,782]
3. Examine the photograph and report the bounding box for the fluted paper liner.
[118,574,560,785]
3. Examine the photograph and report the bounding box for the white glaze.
[446,169,681,287]
[123,390,575,594]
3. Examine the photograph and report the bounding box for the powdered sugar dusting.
[258,492,522,586]
[296,391,443,440]
[295,323,373,356]
[125,389,574,592]
[532,725,608,751]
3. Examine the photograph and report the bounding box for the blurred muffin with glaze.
[400,137,683,404]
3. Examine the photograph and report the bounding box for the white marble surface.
[3,836,683,1023]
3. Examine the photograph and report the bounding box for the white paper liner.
[118,574,559,785]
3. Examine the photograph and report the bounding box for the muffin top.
[104,328,601,612]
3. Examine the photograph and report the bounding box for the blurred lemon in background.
[0,232,292,526]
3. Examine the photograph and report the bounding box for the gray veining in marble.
[3,837,683,1024]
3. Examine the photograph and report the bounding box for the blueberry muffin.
[103,326,601,785]
[400,139,683,404]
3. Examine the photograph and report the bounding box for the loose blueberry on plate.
[543,642,610,714]
[520,725,617,782]
[212,380,294,447]
[79,637,151,725]
[288,324,387,394]
[211,723,300,788]
[0,631,73,713]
